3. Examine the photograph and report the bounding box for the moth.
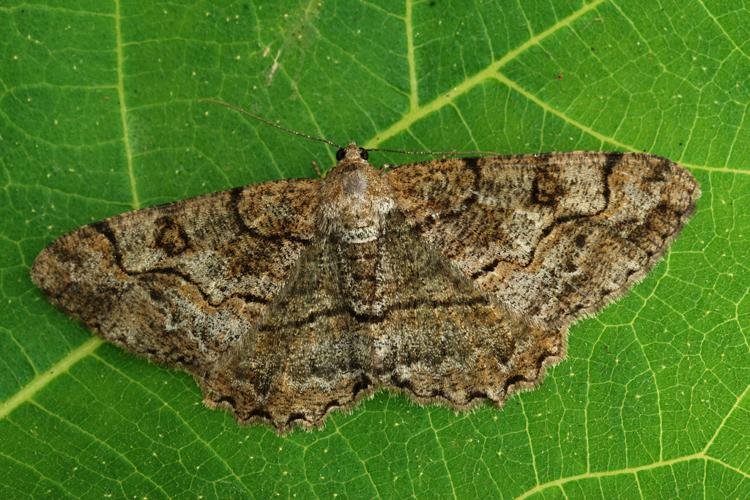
[32,142,700,432]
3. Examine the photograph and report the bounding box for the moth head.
[328,143,377,195]
[336,143,369,162]
[319,143,395,238]
[325,143,386,200]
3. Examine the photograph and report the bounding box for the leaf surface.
[1,0,748,498]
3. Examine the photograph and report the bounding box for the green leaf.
[1,0,748,497]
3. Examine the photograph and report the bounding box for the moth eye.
[336,148,346,161]
[359,148,369,160]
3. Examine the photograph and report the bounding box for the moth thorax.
[317,166,396,244]
[342,169,369,196]
[336,195,395,244]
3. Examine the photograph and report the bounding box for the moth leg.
[311,159,323,178]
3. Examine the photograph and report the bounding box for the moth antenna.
[367,146,502,158]
[200,98,341,149]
